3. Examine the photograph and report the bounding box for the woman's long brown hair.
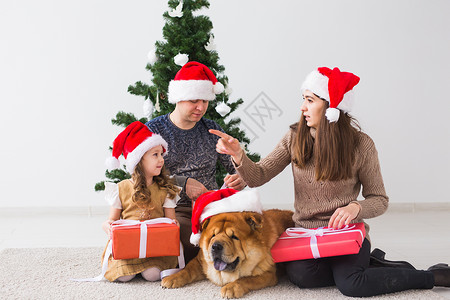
[131,162,179,218]
[291,101,361,181]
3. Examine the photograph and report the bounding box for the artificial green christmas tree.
[95,0,259,191]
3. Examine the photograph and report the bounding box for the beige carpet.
[0,247,444,300]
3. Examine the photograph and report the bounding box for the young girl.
[211,67,450,297]
[102,121,180,282]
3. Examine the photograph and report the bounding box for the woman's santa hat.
[168,61,224,104]
[301,67,360,123]
[190,188,263,246]
[105,121,168,174]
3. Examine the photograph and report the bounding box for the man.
[146,61,245,263]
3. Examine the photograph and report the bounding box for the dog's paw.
[220,282,248,298]
[161,274,188,289]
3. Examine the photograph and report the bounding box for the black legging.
[285,239,434,297]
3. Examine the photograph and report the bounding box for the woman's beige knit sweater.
[234,125,389,238]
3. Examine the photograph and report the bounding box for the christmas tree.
[95,0,260,191]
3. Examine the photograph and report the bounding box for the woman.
[209,67,450,297]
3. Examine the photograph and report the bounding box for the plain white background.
[1,0,449,209]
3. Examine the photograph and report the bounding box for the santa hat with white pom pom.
[168,61,224,104]
[105,121,168,174]
[190,188,263,246]
[300,67,360,123]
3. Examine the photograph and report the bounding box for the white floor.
[1,204,450,299]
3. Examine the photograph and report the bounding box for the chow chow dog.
[161,209,294,298]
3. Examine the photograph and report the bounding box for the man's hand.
[223,174,246,191]
[185,178,208,202]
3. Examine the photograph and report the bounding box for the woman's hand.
[209,129,244,165]
[223,174,246,191]
[328,202,361,229]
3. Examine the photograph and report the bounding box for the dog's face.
[199,212,267,283]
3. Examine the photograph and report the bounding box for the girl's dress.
[102,179,179,282]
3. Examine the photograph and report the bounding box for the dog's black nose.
[212,242,223,252]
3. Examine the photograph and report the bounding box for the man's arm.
[173,175,207,204]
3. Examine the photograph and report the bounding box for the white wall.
[1,0,449,208]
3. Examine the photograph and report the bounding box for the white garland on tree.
[204,35,216,51]
[155,90,161,112]
[168,0,183,18]
[143,98,154,119]
[147,47,157,64]
[225,85,233,95]
[174,53,189,66]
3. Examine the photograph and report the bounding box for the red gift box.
[111,218,180,260]
[271,223,366,263]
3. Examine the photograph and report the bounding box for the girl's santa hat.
[168,61,224,103]
[105,121,168,174]
[301,67,360,123]
[190,188,263,246]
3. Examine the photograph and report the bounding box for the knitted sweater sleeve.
[356,137,389,219]
[219,152,237,175]
[234,130,292,187]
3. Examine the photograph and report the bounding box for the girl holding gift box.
[210,67,450,297]
[102,121,180,282]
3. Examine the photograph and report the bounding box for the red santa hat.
[190,188,263,246]
[168,61,224,104]
[301,67,360,123]
[105,121,168,174]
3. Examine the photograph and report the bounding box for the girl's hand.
[328,202,361,229]
[173,219,180,227]
[209,129,244,165]
[223,174,246,191]
[102,219,115,239]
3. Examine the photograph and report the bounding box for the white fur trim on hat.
[213,82,224,94]
[301,69,355,114]
[168,80,216,103]
[325,107,340,123]
[199,189,263,224]
[125,134,169,174]
[190,233,201,246]
[301,69,330,101]
[189,189,263,246]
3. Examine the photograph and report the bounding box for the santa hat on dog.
[168,61,224,103]
[105,121,168,174]
[190,188,263,246]
[301,67,360,123]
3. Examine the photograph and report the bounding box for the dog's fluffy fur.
[161,209,294,298]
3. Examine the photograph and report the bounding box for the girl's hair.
[291,100,361,181]
[132,161,179,219]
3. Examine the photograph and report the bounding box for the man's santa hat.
[301,67,360,123]
[105,121,168,174]
[168,61,224,104]
[190,188,263,246]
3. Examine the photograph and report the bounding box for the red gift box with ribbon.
[111,218,180,260]
[270,223,366,263]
